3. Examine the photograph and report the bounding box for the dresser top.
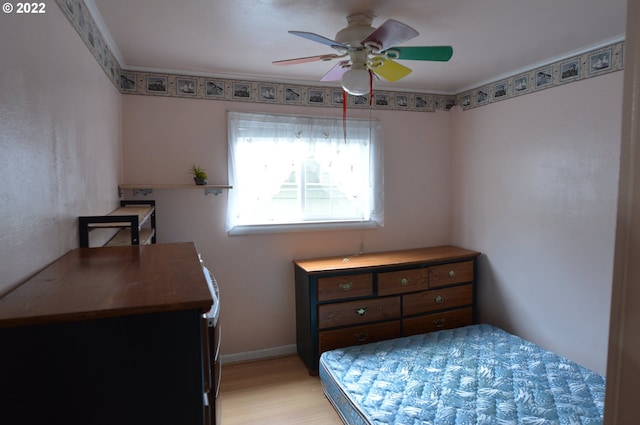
[293,245,480,273]
[0,242,213,328]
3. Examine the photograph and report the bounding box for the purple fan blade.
[362,19,418,49]
[289,31,348,50]
[321,61,350,81]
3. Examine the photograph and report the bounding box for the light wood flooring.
[220,355,343,425]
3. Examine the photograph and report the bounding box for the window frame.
[226,111,384,235]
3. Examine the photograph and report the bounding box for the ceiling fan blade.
[385,46,453,61]
[362,19,418,49]
[320,61,350,81]
[273,54,341,66]
[371,59,412,82]
[289,31,348,49]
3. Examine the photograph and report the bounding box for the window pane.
[227,112,384,233]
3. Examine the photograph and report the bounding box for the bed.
[319,324,605,425]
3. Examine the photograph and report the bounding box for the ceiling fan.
[273,11,453,96]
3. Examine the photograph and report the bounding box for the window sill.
[227,220,380,235]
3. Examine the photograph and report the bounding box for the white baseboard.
[221,344,297,365]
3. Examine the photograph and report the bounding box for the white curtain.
[226,111,384,233]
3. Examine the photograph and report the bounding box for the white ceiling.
[91,0,626,94]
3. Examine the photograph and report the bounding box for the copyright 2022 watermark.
[3,2,46,13]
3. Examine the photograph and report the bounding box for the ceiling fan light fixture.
[276,14,453,93]
[341,67,371,96]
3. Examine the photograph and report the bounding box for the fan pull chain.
[369,69,374,106]
[343,89,347,143]
[342,72,373,143]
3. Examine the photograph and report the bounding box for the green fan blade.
[386,46,453,62]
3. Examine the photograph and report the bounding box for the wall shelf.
[119,184,232,197]
[78,200,157,248]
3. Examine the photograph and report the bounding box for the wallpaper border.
[56,0,122,88]
[57,0,624,113]
[457,41,625,110]
[120,73,457,112]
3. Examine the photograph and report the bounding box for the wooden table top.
[0,242,213,328]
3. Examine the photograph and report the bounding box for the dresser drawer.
[318,296,400,329]
[318,273,373,301]
[428,261,474,288]
[403,284,473,316]
[319,321,401,353]
[402,307,473,336]
[378,268,429,296]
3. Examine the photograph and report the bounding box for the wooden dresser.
[294,245,480,373]
[0,242,218,425]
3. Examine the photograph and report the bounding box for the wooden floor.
[220,355,343,425]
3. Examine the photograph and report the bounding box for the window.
[226,111,384,234]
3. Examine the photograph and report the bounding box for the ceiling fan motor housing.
[334,13,376,47]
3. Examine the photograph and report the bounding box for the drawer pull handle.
[434,318,446,328]
[355,332,369,342]
[399,277,410,286]
[434,295,446,304]
[448,270,457,278]
[339,282,353,291]
[355,308,368,316]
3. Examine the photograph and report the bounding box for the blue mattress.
[319,324,605,425]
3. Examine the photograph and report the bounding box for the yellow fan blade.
[371,59,412,82]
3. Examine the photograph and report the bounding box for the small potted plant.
[189,164,208,185]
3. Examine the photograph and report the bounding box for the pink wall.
[121,95,453,360]
[122,73,623,370]
[0,5,123,294]
[451,72,623,374]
